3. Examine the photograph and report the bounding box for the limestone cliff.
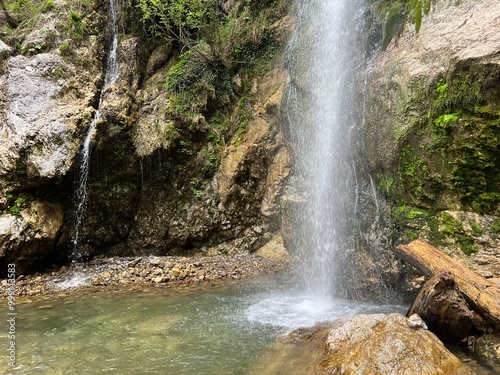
[365,0,500,278]
[0,0,292,274]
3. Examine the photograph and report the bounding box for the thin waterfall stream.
[57,0,120,289]
[72,0,119,261]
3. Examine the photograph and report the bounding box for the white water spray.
[72,0,119,260]
[245,0,375,329]
[288,0,366,301]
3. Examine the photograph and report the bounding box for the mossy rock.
[393,62,500,214]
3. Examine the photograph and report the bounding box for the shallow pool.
[2,277,404,374]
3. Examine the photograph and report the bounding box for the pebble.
[1,254,288,298]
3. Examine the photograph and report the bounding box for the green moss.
[395,63,500,213]
[432,112,460,131]
[469,221,483,236]
[457,235,476,255]
[166,47,233,123]
[406,209,426,219]
[489,219,500,234]
[377,174,395,197]
[426,212,477,255]
[397,145,436,203]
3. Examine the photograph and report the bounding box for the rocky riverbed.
[0,254,288,297]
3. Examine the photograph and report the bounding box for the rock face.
[250,313,476,375]
[473,333,500,374]
[0,1,293,273]
[365,0,500,279]
[0,2,105,274]
[0,201,63,273]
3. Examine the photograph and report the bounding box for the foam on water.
[53,272,94,290]
[245,286,406,331]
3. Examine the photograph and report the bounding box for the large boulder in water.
[249,313,476,375]
[322,313,475,375]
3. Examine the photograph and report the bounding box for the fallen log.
[407,269,488,342]
[395,239,500,329]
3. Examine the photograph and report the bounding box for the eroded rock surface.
[250,313,476,375]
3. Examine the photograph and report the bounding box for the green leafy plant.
[7,194,26,216]
[166,47,233,121]
[67,8,85,40]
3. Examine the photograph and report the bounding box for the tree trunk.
[407,269,488,343]
[395,239,500,329]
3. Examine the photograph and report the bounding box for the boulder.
[0,201,63,275]
[322,314,475,375]
[472,333,500,374]
[250,313,476,375]
[254,234,291,261]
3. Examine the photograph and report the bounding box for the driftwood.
[408,269,488,342]
[396,239,500,329]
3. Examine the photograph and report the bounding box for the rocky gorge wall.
[0,0,293,275]
[365,0,500,279]
[1,0,498,306]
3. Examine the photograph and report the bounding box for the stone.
[322,314,475,375]
[0,201,63,274]
[152,276,164,283]
[472,333,500,373]
[408,313,428,330]
[254,235,291,261]
[0,40,12,62]
[172,268,181,278]
[250,313,475,375]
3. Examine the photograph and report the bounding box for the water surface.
[2,278,404,374]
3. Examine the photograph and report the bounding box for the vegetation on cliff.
[0,0,292,273]
[367,0,500,264]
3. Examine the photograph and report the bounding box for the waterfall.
[72,0,119,260]
[286,0,366,300]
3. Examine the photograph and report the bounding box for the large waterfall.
[72,0,120,260]
[287,0,366,299]
[246,0,381,328]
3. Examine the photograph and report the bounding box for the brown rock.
[250,314,475,375]
[323,314,475,375]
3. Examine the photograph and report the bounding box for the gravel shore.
[1,254,288,297]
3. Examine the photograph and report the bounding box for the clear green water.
[1,278,403,374]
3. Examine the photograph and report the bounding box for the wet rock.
[472,333,500,373]
[252,313,475,375]
[324,314,476,375]
[254,234,290,261]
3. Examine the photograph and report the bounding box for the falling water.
[72,0,119,260]
[286,0,366,300]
